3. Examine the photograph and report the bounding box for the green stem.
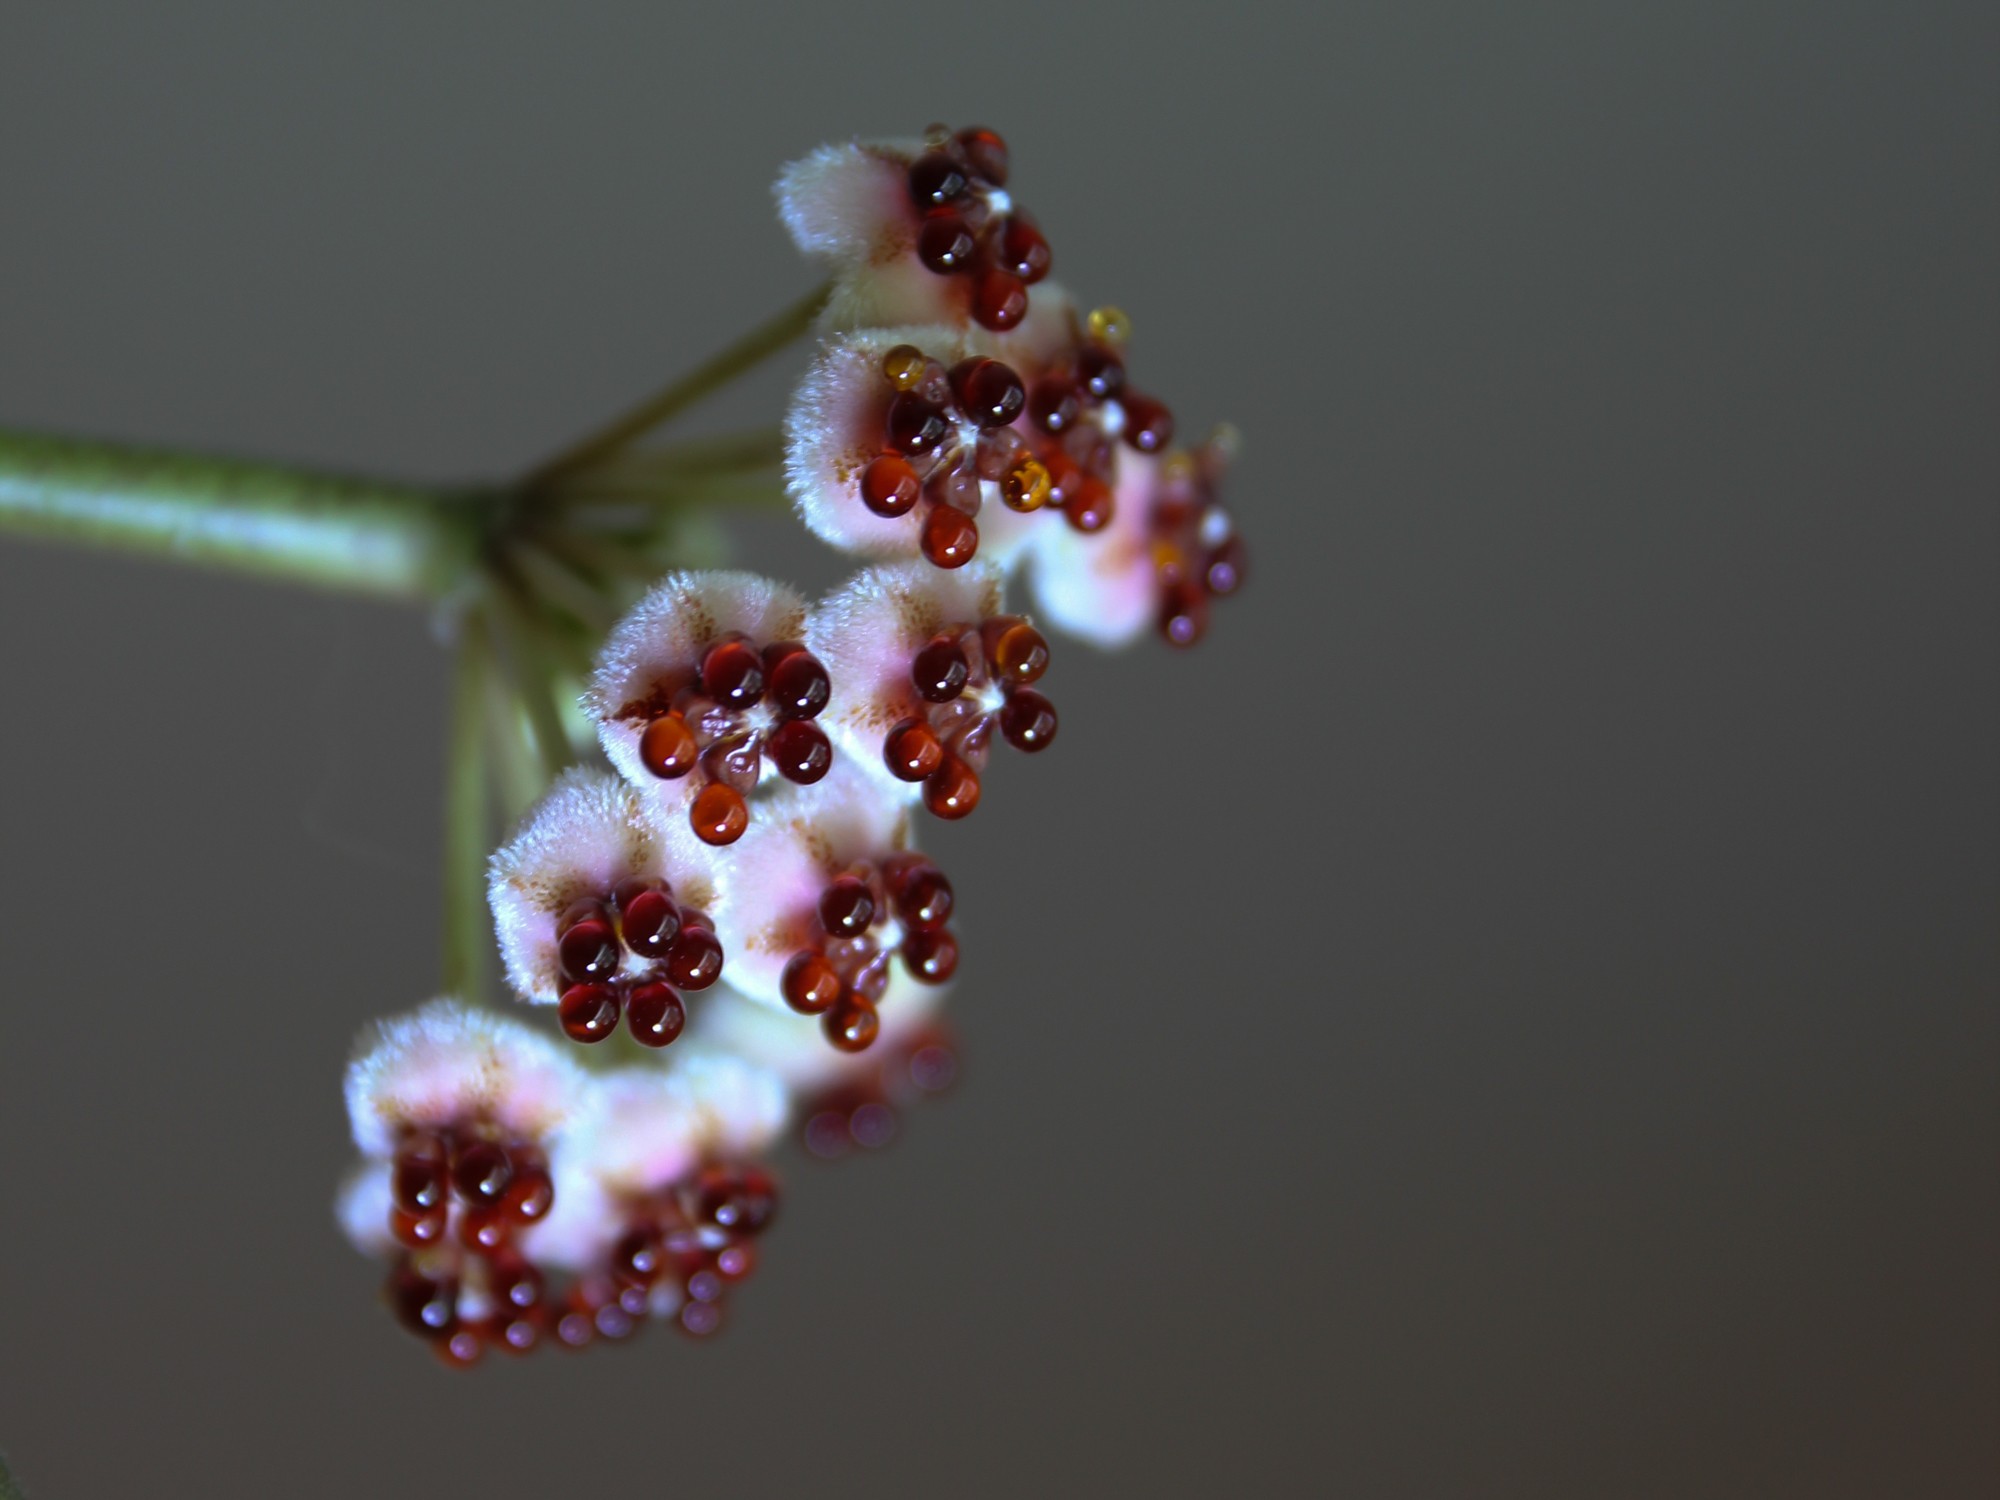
[523,283,827,493]
[442,627,494,1001]
[0,427,481,600]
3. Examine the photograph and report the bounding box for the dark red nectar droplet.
[818,875,876,938]
[626,982,686,1047]
[860,454,923,518]
[896,866,955,931]
[903,928,960,984]
[920,505,979,569]
[918,215,977,273]
[999,688,1059,752]
[782,953,842,1015]
[824,997,881,1053]
[971,270,1028,331]
[664,926,725,990]
[768,719,833,784]
[767,649,831,719]
[619,887,680,959]
[700,639,766,709]
[558,983,621,1043]
[923,757,982,819]
[639,714,699,779]
[912,635,970,702]
[884,719,945,781]
[452,1141,515,1205]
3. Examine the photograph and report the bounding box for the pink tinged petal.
[585,570,811,801]
[688,972,948,1096]
[698,761,911,1007]
[807,560,1007,797]
[1023,451,1163,648]
[335,1161,396,1256]
[343,999,593,1159]
[487,769,724,1003]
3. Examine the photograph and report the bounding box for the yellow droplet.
[1086,305,1132,345]
[1001,455,1052,513]
[881,344,928,391]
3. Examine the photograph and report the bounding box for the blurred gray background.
[0,3,1994,1496]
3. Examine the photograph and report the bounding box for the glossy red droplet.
[626,982,686,1048]
[664,925,724,990]
[690,782,749,846]
[558,982,621,1044]
[638,714,699,779]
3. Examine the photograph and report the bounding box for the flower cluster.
[338,123,1244,1361]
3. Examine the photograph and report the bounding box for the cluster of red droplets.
[383,1125,558,1366]
[1021,310,1176,536]
[554,878,724,1047]
[801,1022,960,1160]
[904,124,1050,332]
[780,854,960,1052]
[627,636,834,845]
[1148,446,1248,647]
[582,1162,780,1343]
[857,344,1053,570]
[885,614,1057,820]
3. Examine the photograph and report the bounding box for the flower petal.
[1020,451,1163,648]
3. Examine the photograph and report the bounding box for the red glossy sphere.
[781,952,842,1015]
[626,982,687,1047]
[860,454,923,518]
[558,983,621,1044]
[638,714,699,779]
[768,719,833,784]
[664,926,725,990]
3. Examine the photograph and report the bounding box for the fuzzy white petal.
[343,999,592,1159]
[1022,451,1162,648]
[807,559,1008,797]
[487,769,724,1003]
[335,1161,396,1256]
[584,570,811,805]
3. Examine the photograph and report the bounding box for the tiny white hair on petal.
[334,1161,395,1256]
[700,760,911,1006]
[1022,452,1162,649]
[690,973,948,1096]
[343,999,593,1159]
[808,559,1007,795]
[775,140,917,263]
[487,768,723,1002]
[585,570,811,796]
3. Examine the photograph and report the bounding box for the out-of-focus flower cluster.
[340,124,1243,1363]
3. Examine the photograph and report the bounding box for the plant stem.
[442,627,494,1001]
[523,283,827,493]
[0,427,481,600]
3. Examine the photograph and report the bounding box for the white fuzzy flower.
[807,559,1057,820]
[487,767,728,1047]
[777,125,1059,335]
[584,570,835,849]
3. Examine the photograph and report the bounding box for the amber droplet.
[700,639,766,709]
[918,215,977,273]
[664,925,725,990]
[859,454,922,518]
[768,719,833,784]
[971,270,1028,331]
[994,215,1051,283]
[767,649,831,718]
[626,982,686,1048]
[1000,689,1059,752]
[558,982,621,1044]
[884,718,945,781]
[1086,305,1132,345]
[1000,455,1051,512]
[782,952,842,1015]
[818,875,876,938]
[911,635,970,702]
[896,866,955,931]
[618,887,680,959]
[881,344,929,391]
[920,504,979,569]
[923,757,981,819]
[1121,393,1175,453]
[690,782,749,846]
[955,126,1008,184]
[903,928,960,984]
[981,617,1049,685]
[639,714,699,779]
[949,357,1027,428]
[907,151,969,207]
[824,996,881,1053]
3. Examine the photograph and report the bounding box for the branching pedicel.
[0,124,1244,1364]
